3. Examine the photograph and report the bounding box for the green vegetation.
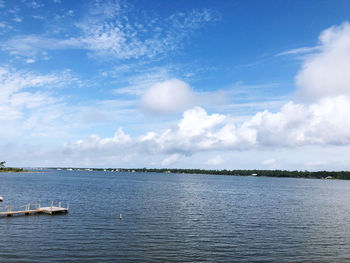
[126,168,350,180]
[0,161,24,172]
[0,167,25,172]
[50,167,350,180]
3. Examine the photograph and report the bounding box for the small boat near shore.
[0,197,3,202]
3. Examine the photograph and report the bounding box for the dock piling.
[7,206,12,216]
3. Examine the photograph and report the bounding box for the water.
[1,171,350,262]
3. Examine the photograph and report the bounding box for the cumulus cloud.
[77,128,131,149]
[141,79,195,114]
[67,93,350,161]
[296,22,350,101]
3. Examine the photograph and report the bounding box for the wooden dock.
[0,201,69,217]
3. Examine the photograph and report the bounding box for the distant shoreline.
[43,167,350,180]
[0,167,26,173]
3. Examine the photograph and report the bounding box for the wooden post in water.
[120,213,122,220]
[7,206,11,216]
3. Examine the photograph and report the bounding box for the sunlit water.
[1,171,350,262]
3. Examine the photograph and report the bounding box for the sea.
[1,170,350,262]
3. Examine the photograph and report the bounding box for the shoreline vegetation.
[0,161,25,172]
[46,167,350,180]
[0,167,25,172]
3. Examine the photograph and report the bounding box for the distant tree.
[0,161,5,168]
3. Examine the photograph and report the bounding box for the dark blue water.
[1,171,350,262]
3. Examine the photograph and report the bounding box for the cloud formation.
[296,22,350,101]
[57,22,350,166]
[65,93,350,163]
[141,79,195,114]
[1,1,217,61]
[0,67,78,139]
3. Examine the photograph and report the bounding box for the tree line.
[118,168,350,180]
[0,161,24,172]
[48,167,350,180]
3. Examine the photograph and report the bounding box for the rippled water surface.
[1,171,350,262]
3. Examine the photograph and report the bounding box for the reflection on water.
[1,171,350,262]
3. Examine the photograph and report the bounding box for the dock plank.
[0,203,69,217]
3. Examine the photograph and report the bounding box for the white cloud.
[0,67,61,102]
[1,2,217,61]
[141,79,195,114]
[178,106,225,136]
[67,94,350,161]
[113,68,171,95]
[0,67,81,139]
[277,46,321,56]
[74,128,131,151]
[79,5,216,60]
[8,7,19,14]
[12,16,23,23]
[207,155,223,165]
[296,22,350,101]
[26,58,36,63]
[29,1,43,9]
[32,15,44,20]
[1,35,80,58]
[161,154,180,166]
[262,159,276,165]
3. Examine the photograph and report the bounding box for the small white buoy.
[0,196,3,202]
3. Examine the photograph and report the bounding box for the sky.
[1,0,350,170]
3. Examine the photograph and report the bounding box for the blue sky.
[1,0,350,169]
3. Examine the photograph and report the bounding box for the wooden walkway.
[0,201,69,217]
